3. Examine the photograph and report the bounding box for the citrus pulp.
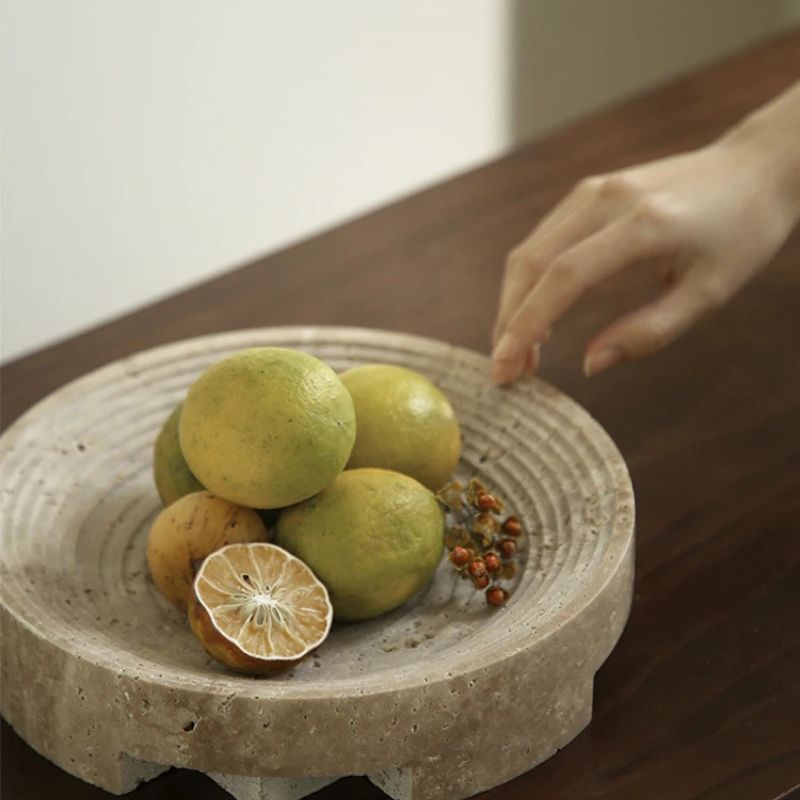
[189,542,332,674]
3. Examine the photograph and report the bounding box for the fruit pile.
[147,347,523,675]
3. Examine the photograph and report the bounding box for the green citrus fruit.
[180,347,356,509]
[153,403,204,506]
[275,468,445,621]
[340,364,461,491]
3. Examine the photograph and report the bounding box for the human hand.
[490,90,800,384]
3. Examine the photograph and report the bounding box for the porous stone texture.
[0,327,635,800]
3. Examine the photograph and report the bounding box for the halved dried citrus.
[188,542,332,675]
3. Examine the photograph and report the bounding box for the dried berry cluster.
[436,478,524,608]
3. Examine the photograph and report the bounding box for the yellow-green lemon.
[275,468,445,621]
[180,348,356,509]
[340,364,461,491]
[153,403,204,506]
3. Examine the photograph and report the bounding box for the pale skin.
[491,81,800,384]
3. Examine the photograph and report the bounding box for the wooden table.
[3,30,799,800]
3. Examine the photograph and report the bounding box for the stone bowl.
[0,327,635,800]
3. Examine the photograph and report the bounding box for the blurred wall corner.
[509,0,800,145]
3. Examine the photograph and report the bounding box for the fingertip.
[583,346,621,377]
[490,358,524,385]
[490,361,510,385]
[492,331,544,384]
[490,359,523,387]
[492,331,519,362]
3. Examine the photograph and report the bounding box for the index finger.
[492,184,604,346]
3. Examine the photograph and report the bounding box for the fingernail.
[491,332,520,384]
[493,331,517,361]
[584,347,621,377]
[490,361,509,384]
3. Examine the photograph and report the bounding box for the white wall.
[3,1,799,361]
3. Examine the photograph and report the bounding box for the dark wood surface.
[3,30,800,800]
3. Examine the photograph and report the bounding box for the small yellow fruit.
[152,403,203,506]
[340,364,461,491]
[146,491,267,610]
[188,543,332,675]
[180,348,356,509]
[276,468,445,621]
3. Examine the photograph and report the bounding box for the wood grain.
[3,29,799,800]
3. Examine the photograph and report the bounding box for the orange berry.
[499,539,518,559]
[449,546,470,568]
[477,493,497,511]
[486,587,507,607]
[484,552,502,573]
[468,558,487,578]
[472,574,490,590]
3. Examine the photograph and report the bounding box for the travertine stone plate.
[0,327,635,800]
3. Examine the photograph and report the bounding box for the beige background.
[3,0,799,360]
[511,0,800,139]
